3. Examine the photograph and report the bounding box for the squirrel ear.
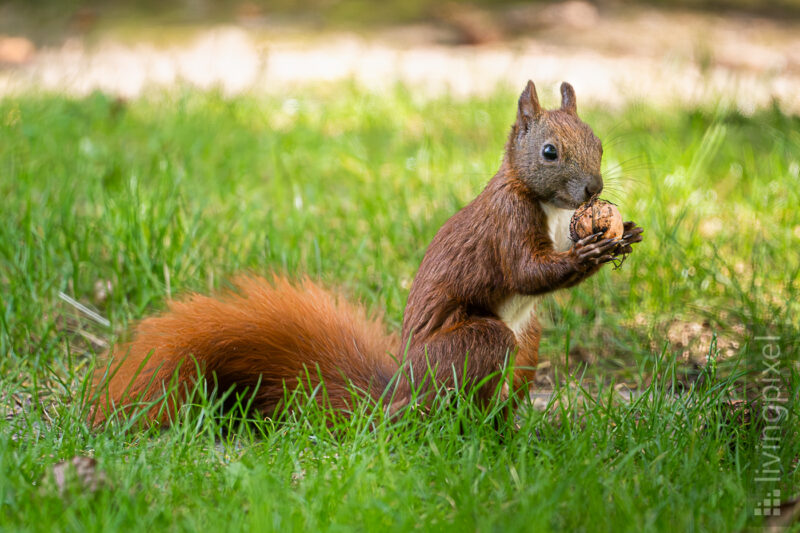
[560,82,577,114]
[517,80,542,126]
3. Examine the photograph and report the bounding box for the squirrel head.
[506,80,603,209]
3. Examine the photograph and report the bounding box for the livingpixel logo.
[754,489,782,517]
[751,335,791,521]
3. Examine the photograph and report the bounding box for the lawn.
[0,84,798,531]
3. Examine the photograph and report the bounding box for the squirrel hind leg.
[406,317,517,406]
[512,318,540,405]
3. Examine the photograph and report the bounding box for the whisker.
[602,135,638,149]
[608,175,650,184]
[603,163,655,178]
[605,154,649,167]
[603,170,646,182]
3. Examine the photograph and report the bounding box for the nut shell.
[569,200,624,242]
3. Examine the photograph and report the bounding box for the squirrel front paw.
[613,221,644,256]
[570,232,618,269]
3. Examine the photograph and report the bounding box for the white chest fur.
[495,294,539,337]
[540,202,575,253]
[494,202,575,337]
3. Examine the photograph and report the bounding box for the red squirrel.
[90,81,643,426]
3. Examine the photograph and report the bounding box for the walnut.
[569,200,623,242]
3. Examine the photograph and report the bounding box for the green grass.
[0,85,798,531]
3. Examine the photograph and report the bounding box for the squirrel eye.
[542,144,558,161]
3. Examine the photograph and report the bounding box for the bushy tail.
[90,276,400,427]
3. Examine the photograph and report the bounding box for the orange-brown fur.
[90,277,398,425]
[90,81,642,427]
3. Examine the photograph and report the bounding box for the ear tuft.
[517,80,542,128]
[560,82,577,114]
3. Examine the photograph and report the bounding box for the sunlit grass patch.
[0,86,797,531]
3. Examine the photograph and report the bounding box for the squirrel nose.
[585,176,603,199]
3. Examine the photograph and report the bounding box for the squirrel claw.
[617,221,644,251]
[615,244,634,255]
[573,236,619,270]
[608,221,643,263]
[575,232,604,247]
[591,254,614,265]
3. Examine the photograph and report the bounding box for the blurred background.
[0,0,798,111]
